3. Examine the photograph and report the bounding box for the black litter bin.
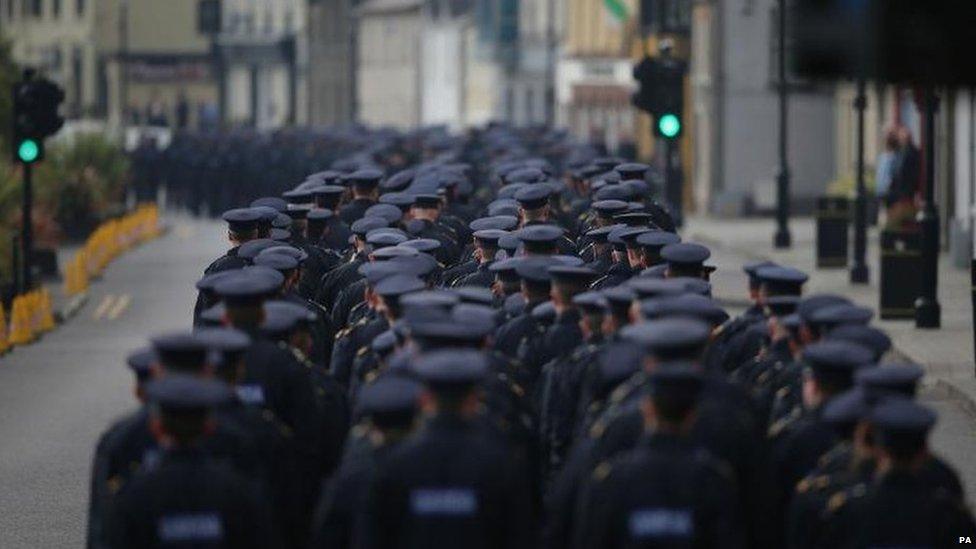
[879,229,923,320]
[816,196,849,268]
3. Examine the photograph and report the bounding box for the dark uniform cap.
[871,398,937,434]
[828,324,892,361]
[765,295,801,317]
[198,303,225,326]
[660,242,711,267]
[592,200,630,217]
[487,199,519,217]
[193,327,251,353]
[262,300,317,336]
[379,192,416,209]
[307,170,342,184]
[531,301,557,322]
[374,274,426,297]
[669,277,712,296]
[260,245,308,263]
[272,213,293,229]
[797,294,853,324]
[399,238,441,253]
[249,197,288,212]
[221,208,262,232]
[365,203,405,224]
[282,189,315,204]
[451,304,499,331]
[781,313,801,330]
[608,225,648,246]
[269,228,291,241]
[411,349,488,387]
[619,318,711,355]
[809,303,873,328]
[381,168,415,192]
[573,164,605,180]
[311,185,346,199]
[355,376,423,419]
[548,265,598,286]
[640,294,729,326]
[615,162,651,179]
[593,184,633,202]
[743,260,779,285]
[453,286,495,305]
[507,167,546,184]
[411,194,442,208]
[473,229,509,245]
[597,344,642,394]
[252,253,298,272]
[802,340,875,380]
[498,183,528,200]
[489,257,521,280]
[585,224,623,243]
[359,261,408,284]
[150,331,211,371]
[602,285,637,309]
[251,206,280,224]
[636,230,681,249]
[514,185,552,209]
[516,224,564,243]
[126,347,156,378]
[626,277,689,299]
[496,233,519,252]
[145,375,234,410]
[573,291,607,311]
[371,246,420,261]
[306,208,334,223]
[613,212,655,227]
[351,217,391,237]
[214,269,283,306]
[368,231,410,249]
[855,364,924,398]
[755,265,809,295]
[400,290,460,311]
[514,259,555,283]
[823,387,873,425]
[622,179,651,197]
[196,270,240,292]
[347,168,384,188]
[469,215,519,232]
[640,264,669,279]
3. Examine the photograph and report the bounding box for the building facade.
[1,0,99,118]
[690,0,836,215]
[356,0,423,128]
[307,0,358,126]
[557,0,637,155]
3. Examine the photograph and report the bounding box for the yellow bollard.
[0,304,9,354]
[8,296,33,346]
[39,288,55,332]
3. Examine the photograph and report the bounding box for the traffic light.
[12,73,65,164]
[652,59,685,140]
[632,56,659,114]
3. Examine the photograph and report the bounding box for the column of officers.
[91,124,976,549]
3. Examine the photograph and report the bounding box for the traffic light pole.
[773,0,792,249]
[850,78,869,283]
[664,138,681,228]
[21,162,32,292]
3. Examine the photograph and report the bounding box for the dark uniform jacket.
[339,198,376,225]
[358,415,533,549]
[107,447,276,549]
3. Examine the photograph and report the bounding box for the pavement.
[0,215,223,548]
[686,214,976,504]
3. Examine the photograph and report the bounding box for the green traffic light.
[17,139,39,163]
[658,114,681,139]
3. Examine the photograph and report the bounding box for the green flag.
[604,0,630,22]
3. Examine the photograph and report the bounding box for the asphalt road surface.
[0,216,974,548]
[0,216,223,548]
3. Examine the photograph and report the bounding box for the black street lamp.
[773,0,791,249]
[850,78,869,283]
[915,89,941,328]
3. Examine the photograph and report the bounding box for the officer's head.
[222,208,261,246]
[412,349,487,419]
[641,363,703,434]
[549,266,598,314]
[194,328,251,387]
[149,331,215,379]
[870,399,936,469]
[620,318,711,370]
[125,347,155,403]
[146,376,231,448]
[261,301,316,356]
[355,376,423,442]
[213,269,284,331]
[800,341,874,409]
[602,286,637,335]
[573,292,606,343]
[660,243,711,280]
[514,260,553,303]
[410,194,442,222]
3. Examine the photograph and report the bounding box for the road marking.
[92,295,116,320]
[107,294,131,320]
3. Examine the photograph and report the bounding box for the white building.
[356,0,424,129]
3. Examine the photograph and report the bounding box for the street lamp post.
[915,89,941,328]
[773,0,792,249]
[850,78,869,283]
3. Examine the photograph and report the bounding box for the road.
[1,216,975,547]
[0,217,224,548]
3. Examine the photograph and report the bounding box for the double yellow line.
[92,294,132,321]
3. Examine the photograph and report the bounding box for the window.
[31,0,42,17]
[76,0,84,16]
[53,0,60,17]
